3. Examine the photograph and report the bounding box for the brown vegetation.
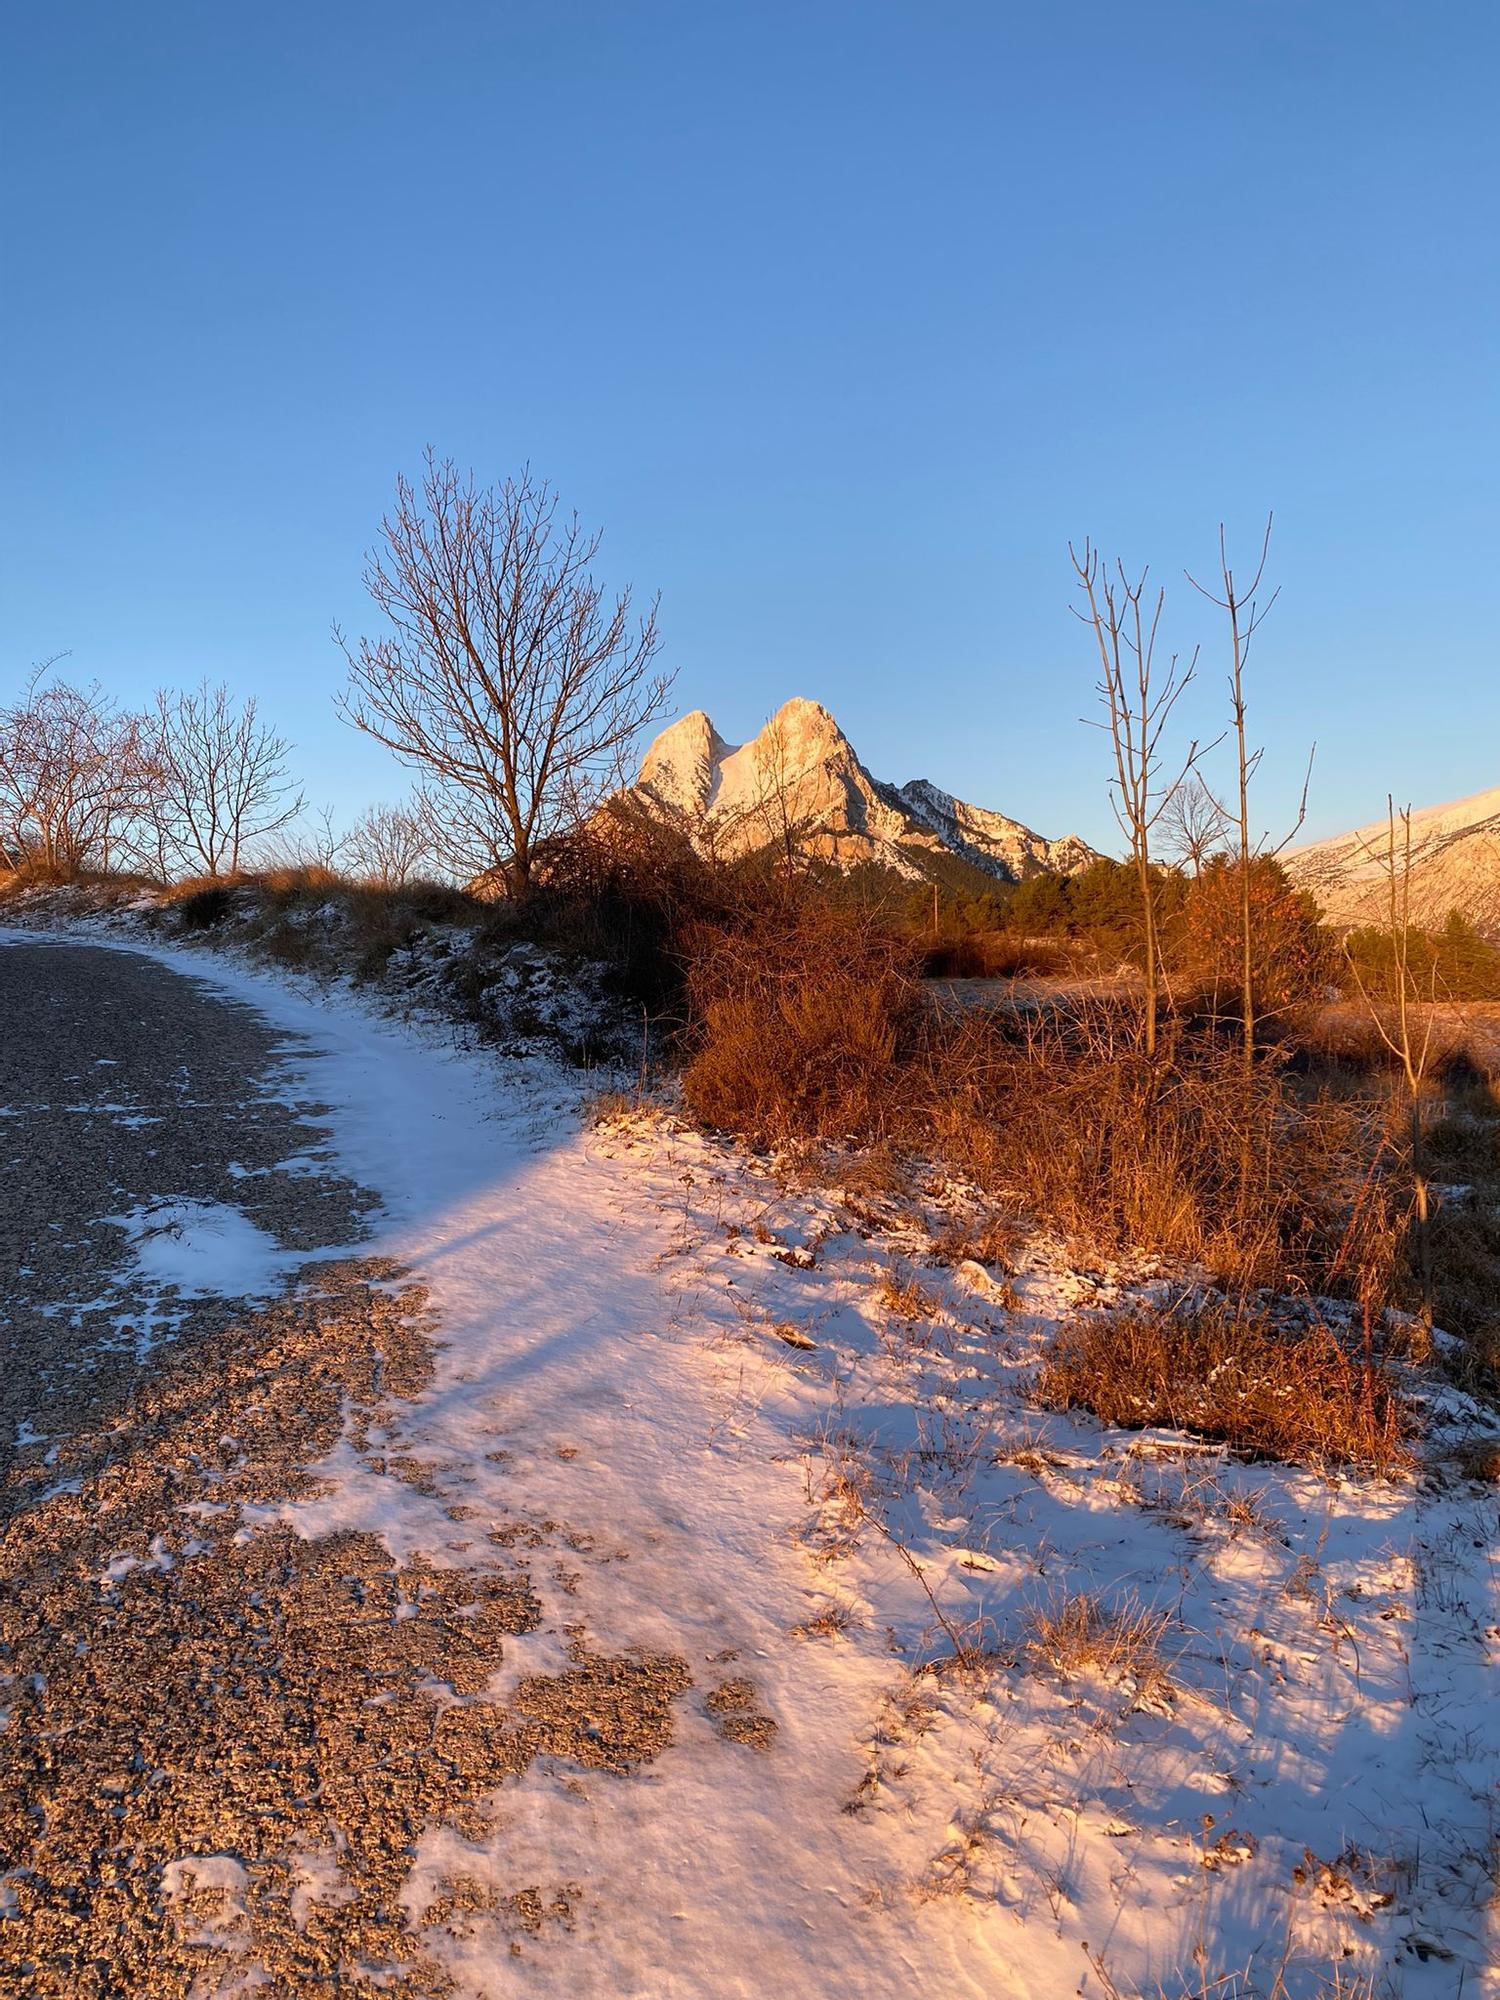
[1021,1590,1176,1707]
[681,900,922,1145]
[680,897,1383,1296]
[1032,1298,1412,1474]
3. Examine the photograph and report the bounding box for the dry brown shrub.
[1033,1299,1412,1475]
[680,903,1387,1295]
[681,902,922,1145]
[931,1214,1023,1272]
[252,862,345,897]
[876,1265,939,1320]
[924,1007,1380,1294]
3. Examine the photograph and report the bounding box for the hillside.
[621,697,1094,885]
[1288,782,1500,934]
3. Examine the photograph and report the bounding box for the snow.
[6,923,1500,1995]
[1288,779,1500,930]
[900,776,1096,878]
[1294,781,1500,875]
[105,1198,293,1300]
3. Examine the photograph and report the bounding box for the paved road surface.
[0,939,371,1476]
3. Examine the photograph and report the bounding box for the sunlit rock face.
[1288,784,1500,934]
[619,697,1095,883]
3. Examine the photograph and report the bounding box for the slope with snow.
[899,776,1097,881]
[622,697,1095,884]
[1288,782,1500,934]
[12,922,1497,1999]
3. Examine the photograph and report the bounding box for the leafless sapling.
[1071,543,1203,1057]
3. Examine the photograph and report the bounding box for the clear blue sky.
[3,2,1496,852]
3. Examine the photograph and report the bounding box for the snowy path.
[6,928,1500,1998]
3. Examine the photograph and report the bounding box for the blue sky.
[3,2,1495,852]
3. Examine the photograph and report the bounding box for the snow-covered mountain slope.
[898,777,1097,881]
[1287,783,1500,934]
[622,698,1094,884]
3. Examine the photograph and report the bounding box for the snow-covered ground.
[11,927,1500,1997]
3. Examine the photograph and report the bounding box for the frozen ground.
[3,926,1499,1996]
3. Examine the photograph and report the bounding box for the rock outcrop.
[618,698,1095,884]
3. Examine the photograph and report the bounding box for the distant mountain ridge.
[618,697,1095,885]
[1287,783,1500,936]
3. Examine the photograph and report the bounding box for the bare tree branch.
[141,680,303,877]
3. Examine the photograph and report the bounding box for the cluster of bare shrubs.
[681,899,923,1144]
[1032,1298,1412,1474]
[0,671,304,883]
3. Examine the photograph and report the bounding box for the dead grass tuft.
[930,1213,1022,1272]
[876,1264,939,1320]
[1021,1590,1175,1708]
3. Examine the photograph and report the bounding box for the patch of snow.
[103,1199,293,1301]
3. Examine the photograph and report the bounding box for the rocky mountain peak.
[620,699,1096,885]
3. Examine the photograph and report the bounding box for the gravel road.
[0,938,373,1477]
[0,938,689,1998]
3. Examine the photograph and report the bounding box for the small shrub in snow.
[1021,1590,1175,1710]
[1032,1299,1413,1475]
[174,882,236,930]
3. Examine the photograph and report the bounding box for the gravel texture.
[0,941,692,1996]
[0,941,373,1472]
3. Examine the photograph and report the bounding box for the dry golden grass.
[926,1013,1387,1296]
[1033,1300,1413,1475]
[930,1214,1023,1272]
[681,903,922,1146]
[1021,1590,1175,1707]
[876,1265,939,1320]
[680,902,1390,1299]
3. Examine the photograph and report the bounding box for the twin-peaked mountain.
[617,697,1095,884]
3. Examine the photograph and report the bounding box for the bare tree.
[342,800,430,888]
[1071,543,1202,1057]
[336,454,672,896]
[143,680,302,877]
[1160,774,1229,881]
[1342,799,1440,1332]
[1187,518,1311,1072]
[0,669,150,877]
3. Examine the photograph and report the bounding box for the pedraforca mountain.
[1287,783,1500,936]
[615,697,1095,884]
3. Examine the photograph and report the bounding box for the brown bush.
[926,1007,1386,1294]
[1032,1299,1412,1475]
[681,901,922,1145]
[679,895,1387,1295]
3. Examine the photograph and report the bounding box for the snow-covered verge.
[0,878,643,1068]
[7,918,1500,1996]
